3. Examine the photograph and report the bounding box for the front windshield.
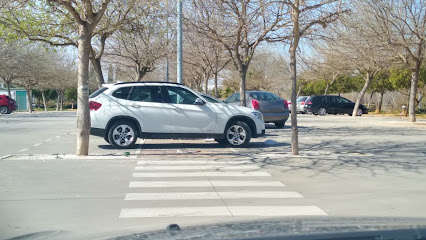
[2,1,426,240]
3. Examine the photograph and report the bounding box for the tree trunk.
[41,90,47,112]
[325,73,339,95]
[376,91,384,113]
[5,81,11,97]
[289,44,299,155]
[135,70,147,82]
[90,57,105,88]
[324,80,330,95]
[26,88,32,113]
[214,54,219,98]
[76,27,92,156]
[60,91,64,111]
[289,3,300,155]
[239,65,248,107]
[71,102,74,110]
[367,92,374,109]
[214,72,219,98]
[203,72,209,94]
[56,90,60,111]
[408,62,420,122]
[352,71,373,117]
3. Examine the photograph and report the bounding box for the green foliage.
[300,80,326,95]
[368,69,394,93]
[219,88,236,99]
[65,88,77,102]
[300,74,363,96]
[389,67,411,90]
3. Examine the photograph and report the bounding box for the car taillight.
[301,101,305,106]
[284,100,289,109]
[89,101,102,111]
[251,99,260,109]
[307,101,312,105]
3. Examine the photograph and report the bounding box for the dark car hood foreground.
[6,217,426,240]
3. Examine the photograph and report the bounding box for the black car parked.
[304,95,368,116]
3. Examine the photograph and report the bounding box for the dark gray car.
[225,91,289,128]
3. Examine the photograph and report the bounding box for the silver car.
[296,96,309,113]
[225,91,289,128]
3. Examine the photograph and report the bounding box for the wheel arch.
[106,116,142,138]
[225,115,257,136]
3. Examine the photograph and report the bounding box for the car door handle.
[131,105,142,108]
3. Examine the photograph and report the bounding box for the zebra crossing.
[119,159,327,218]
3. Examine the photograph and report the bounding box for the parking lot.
[1,112,426,239]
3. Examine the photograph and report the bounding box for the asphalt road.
[1,112,426,239]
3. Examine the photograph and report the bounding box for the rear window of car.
[297,96,307,102]
[89,87,108,98]
[250,92,281,101]
[112,87,132,100]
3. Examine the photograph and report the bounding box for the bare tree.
[189,0,285,106]
[277,0,345,155]
[360,0,426,122]
[106,2,171,82]
[0,41,27,97]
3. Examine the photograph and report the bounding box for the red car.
[0,94,17,114]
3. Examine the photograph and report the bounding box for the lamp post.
[176,0,183,84]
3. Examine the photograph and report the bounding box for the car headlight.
[252,112,263,120]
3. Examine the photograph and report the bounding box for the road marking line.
[125,192,219,200]
[33,143,42,147]
[54,136,61,139]
[228,206,328,216]
[120,207,231,218]
[129,181,285,188]
[132,172,271,177]
[125,191,303,200]
[119,206,327,218]
[45,139,53,142]
[210,181,285,187]
[136,160,255,165]
[18,148,29,152]
[135,165,260,170]
[218,191,303,199]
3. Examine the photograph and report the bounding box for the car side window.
[165,86,198,105]
[338,97,350,103]
[112,87,132,100]
[321,96,328,103]
[128,86,163,103]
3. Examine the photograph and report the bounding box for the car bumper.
[262,112,289,123]
[90,127,106,137]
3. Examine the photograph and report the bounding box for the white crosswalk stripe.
[135,165,260,170]
[132,171,271,177]
[120,159,327,219]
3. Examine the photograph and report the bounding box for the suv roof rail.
[114,81,183,86]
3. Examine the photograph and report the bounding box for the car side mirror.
[194,98,205,105]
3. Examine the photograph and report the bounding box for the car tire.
[225,121,251,147]
[318,107,327,116]
[356,109,363,116]
[107,121,138,149]
[274,121,285,129]
[0,106,8,114]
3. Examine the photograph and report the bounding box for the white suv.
[89,82,265,149]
